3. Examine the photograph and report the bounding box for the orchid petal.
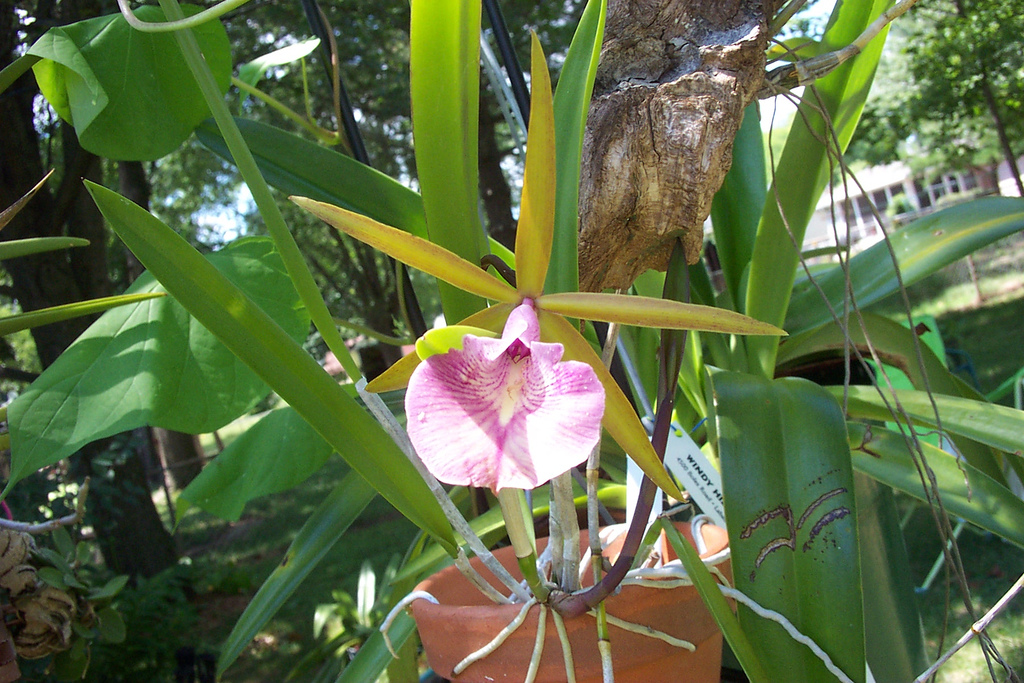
[416,325,499,360]
[292,197,519,305]
[366,304,515,393]
[538,308,685,500]
[406,304,604,491]
[514,33,556,299]
[539,291,787,336]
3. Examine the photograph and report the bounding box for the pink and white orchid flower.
[405,301,605,492]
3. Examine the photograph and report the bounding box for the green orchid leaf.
[28,5,230,161]
[547,0,605,296]
[218,470,377,674]
[777,312,1003,479]
[409,0,487,322]
[236,38,320,88]
[0,236,89,260]
[0,292,165,338]
[849,423,1024,547]
[415,325,499,360]
[178,407,334,522]
[711,372,864,683]
[540,309,684,500]
[786,197,1024,333]
[293,197,518,304]
[514,34,556,299]
[710,103,765,309]
[838,386,1024,460]
[84,182,455,554]
[745,0,891,376]
[6,238,307,490]
[195,118,428,240]
[661,521,771,683]
[855,475,929,681]
[366,304,514,393]
[538,291,786,336]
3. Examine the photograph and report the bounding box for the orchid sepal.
[537,308,685,500]
[537,291,787,336]
[291,196,519,305]
[514,33,556,299]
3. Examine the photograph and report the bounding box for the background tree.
[848,0,1024,192]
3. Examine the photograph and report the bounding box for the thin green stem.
[231,77,339,146]
[153,0,361,380]
[498,488,549,602]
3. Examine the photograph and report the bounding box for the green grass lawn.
[163,234,1024,683]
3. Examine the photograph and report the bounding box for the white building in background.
[803,156,1023,251]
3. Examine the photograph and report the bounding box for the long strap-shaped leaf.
[0,292,163,338]
[849,422,1024,548]
[87,182,455,554]
[786,197,1024,334]
[217,470,376,673]
[777,312,1004,480]
[712,371,864,683]
[195,118,429,239]
[546,0,606,296]
[745,0,892,377]
[410,0,487,322]
[838,385,1024,459]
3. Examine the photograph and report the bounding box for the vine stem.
[148,0,363,381]
[912,572,1024,683]
[117,0,250,33]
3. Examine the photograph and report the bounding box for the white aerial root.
[523,605,547,683]
[718,585,856,683]
[453,599,537,675]
[380,590,438,658]
[552,610,577,683]
[597,611,696,651]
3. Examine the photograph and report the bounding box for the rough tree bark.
[577,0,769,291]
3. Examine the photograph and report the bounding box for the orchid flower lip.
[404,301,605,492]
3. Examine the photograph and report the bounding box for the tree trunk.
[577,0,768,291]
[478,96,517,250]
[1,22,178,578]
[979,76,1024,196]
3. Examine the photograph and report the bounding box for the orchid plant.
[5,0,1024,681]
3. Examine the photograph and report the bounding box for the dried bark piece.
[578,0,768,291]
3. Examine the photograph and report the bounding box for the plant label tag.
[664,429,726,528]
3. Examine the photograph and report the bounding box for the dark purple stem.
[552,241,690,619]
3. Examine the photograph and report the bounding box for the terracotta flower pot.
[410,519,730,683]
